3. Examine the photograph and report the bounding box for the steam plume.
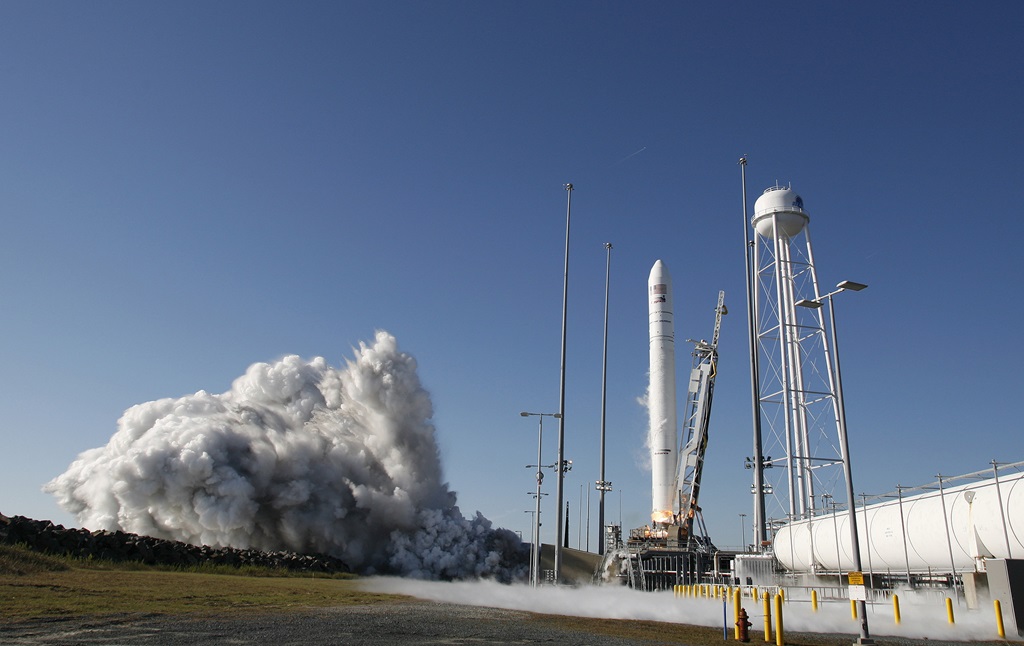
[45,331,524,580]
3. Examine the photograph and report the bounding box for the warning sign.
[847,571,864,585]
[849,584,867,601]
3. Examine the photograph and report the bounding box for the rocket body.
[648,259,677,524]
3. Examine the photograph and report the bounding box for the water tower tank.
[752,185,809,239]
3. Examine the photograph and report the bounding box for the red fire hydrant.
[736,607,752,643]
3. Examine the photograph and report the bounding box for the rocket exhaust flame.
[650,510,675,525]
[45,331,525,581]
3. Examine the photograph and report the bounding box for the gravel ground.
[0,602,642,646]
[0,600,1014,645]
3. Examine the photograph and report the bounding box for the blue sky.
[2,2,1022,551]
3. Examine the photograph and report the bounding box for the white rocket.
[648,259,677,525]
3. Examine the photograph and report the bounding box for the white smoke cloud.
[44,331,525,580]
[366,579,1003,642]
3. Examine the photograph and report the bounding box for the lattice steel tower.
[747,184,847,546]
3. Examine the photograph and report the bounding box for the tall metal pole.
[578,484,583,548]
[936,473,959,603]
[740,157,767,550]
[827,292,871,643]
[861,493,875,589]
[524,509,537,586]
[586,483,591,552]
[534,416,544,586]
[597,242,612,555]
[555,183,573,583]
[522,411,559,586]
[897,485,912,587]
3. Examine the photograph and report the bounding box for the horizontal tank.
[774,470,1024,573]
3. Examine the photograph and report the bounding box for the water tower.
[747,184,850,555]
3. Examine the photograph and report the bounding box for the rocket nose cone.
[649,259,670,282]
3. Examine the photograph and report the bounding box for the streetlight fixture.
[521,411,560,587]
[796,279,872,645]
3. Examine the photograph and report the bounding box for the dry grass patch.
[0,544,402,623]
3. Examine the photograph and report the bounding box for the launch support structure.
[606,260,726,590]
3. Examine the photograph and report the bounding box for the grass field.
[0,543,402,622]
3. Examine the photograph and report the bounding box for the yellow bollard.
[995,599,1006,639]
[774,593,784,646]
[763,591,771,643]
[946,597,955,624]
[779,587,785,603]
[811,589,818,612]
[752,585,758,601]
[851,599,858,620]
[893,594,901,625]
[734,587,742,640]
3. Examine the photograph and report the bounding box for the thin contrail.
[611,146,647,166]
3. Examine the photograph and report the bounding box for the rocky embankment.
[0,513,351,573]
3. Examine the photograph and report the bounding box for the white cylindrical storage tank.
[751,186,809,239]
[774,470,1024,573]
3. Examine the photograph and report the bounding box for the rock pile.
[0,513,351,574]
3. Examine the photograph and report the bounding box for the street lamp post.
[555,183,573,583]
[597,242,612,555]
[521,411,560,587]
[796,279,872,645]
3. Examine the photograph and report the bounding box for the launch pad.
[601,262,729,591]
[602,522,734,591]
